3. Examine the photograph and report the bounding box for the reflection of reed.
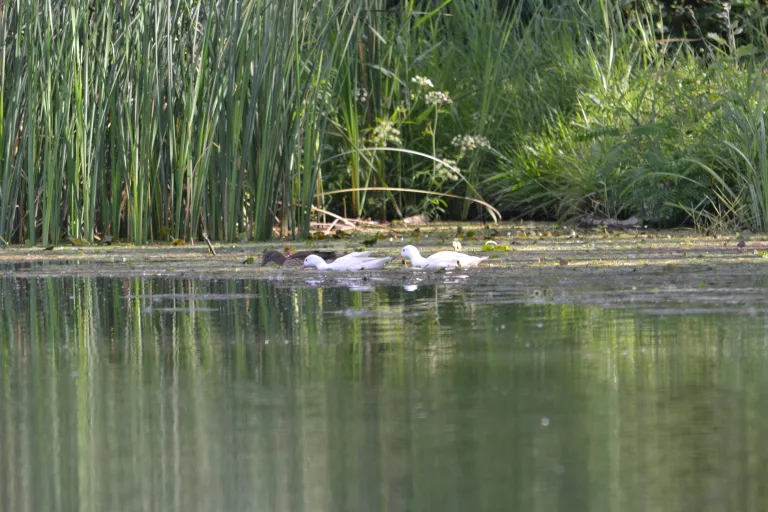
[2,276,768,510]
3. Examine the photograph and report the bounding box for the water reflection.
[1,277,768,511]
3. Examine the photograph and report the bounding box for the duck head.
[400,245,420,261]
[301,254,325,270]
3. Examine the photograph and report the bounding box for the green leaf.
[734,44,755,59]
[412,0,452,30]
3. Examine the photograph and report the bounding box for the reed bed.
[0,0,363,244]
[2,0,768,246]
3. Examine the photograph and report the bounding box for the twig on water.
[201,233,217,256]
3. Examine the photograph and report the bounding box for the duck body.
[261,250,338,267]
[302,253,391,271]
[400,244,488,269]
[333,251,371,262]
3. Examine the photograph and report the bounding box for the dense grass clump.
[481,0,768,230]
[1,0,768,246]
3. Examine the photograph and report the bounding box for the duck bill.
[300,264,307,270]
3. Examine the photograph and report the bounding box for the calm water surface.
[2,274,768,512]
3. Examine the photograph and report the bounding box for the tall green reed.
[440,0,520,219]
[0,0,365,245]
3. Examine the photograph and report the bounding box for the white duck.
[400,244,488,269]
[302,253,392,271]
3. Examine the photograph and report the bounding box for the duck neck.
[411,250,428,266]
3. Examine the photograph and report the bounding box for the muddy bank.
[1,223,767,309]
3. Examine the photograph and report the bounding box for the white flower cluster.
[372,120,401,146]
[435,158,461,181]
[425,91,452,105]
[411,75,434,89]
[356,87,368,103]
[501,79,516,94]
[451,134,490,152]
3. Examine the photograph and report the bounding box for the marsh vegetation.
[1,0,767,247]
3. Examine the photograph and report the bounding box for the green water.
[2,275,768,512]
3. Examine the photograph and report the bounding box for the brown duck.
[261,250,338,267]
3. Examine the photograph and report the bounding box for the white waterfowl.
[400,244,488,269]
[302,254,392,271]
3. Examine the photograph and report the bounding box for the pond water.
[2,274,768,511]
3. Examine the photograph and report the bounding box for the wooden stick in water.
[201,233,217,256]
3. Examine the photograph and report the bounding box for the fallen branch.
[310,206,359,230]
[323,218,341,236]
